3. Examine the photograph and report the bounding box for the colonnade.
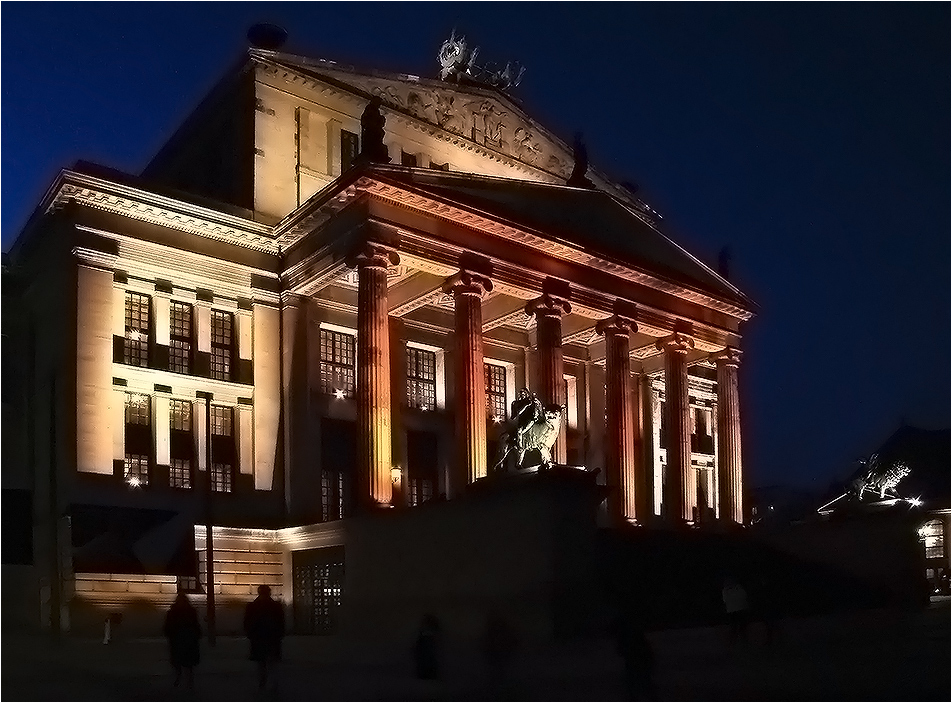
[346,240,744,524]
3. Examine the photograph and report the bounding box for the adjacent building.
[2,31,754,634]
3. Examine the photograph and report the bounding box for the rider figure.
[494,388,544,471]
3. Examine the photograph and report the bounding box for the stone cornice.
[350,176,753,322]
[47,171,277,253]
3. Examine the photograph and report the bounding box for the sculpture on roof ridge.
[438,31,525,91]
[849,453,911,501]
[492,388,564,472]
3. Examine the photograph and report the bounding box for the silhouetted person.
[163,591,201,689]
[243,585,285,692]
[752,573,780,645]
[481,612,519,696]
[413,613,441,680]
[612,612,656,700]
[722,576,750,644]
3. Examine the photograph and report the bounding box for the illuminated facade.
[2,37,754,633]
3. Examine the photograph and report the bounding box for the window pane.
[210,406,233,437]
[124,393,151,426]
[210,310,233,381]
[124,292,150,367]
[169,302,192,374]
[170,458,192,489]
[211,463,233,493]
[124,453,149,486]
[170,399,192,432]
[485,364,507,420]
[406,348,436,411]
[320,329,355,396]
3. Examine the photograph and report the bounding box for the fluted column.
[657,332,695,523]
[348,242,400,509]
[712,347,744,524]
[596,314,638,522]
[446,269,493,495]
[525,292,571,464]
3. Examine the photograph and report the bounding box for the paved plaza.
[3,601,949,701]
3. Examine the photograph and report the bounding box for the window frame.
[319,327,356,397]
[210,310,234,381]
[169,301,194,375]
[406,347,437,411]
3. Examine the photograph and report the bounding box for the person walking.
[243,585,286,692]
[612,612,656,700]
[163,591,202,690]
[722,576,751,644]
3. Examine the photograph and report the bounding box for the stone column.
[525,292,571,464]
[596,315,638,522]
[656,332,695,523]
[348,242,400,509]
[446,270,493,495]
[712,347,744,525]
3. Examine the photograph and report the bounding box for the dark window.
[485,363,507,420]
[169,399,193,489]
[341,130,359,171]
[406,348,436,411]
[691,407,715,454]
[407,430,439,507]
[125,392,151,426]
[124,292,151,367]
[401,150,418,167]
[429,161,449,171]
[210,405,234,493]
[210,311,234,381]
[169,302,193,374]
[320,329,355,397]
[321,418,356,521]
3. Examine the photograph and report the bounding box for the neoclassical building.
[2,31,753,634]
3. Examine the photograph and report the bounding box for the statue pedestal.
[339,465,608,643]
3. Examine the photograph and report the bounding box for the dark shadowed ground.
[3,601,948,701]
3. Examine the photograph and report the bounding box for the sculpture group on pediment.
[492,388,564,472]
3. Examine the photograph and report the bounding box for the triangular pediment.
[259,50,576,180]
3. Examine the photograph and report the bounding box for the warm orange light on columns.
[446,269,493,494]
[596,314,638,523]
[711,347,744,524]
[657,332,695,523]
[349,242,400,509]
[525,291,571,464]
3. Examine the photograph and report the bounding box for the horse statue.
[492,388,564,472]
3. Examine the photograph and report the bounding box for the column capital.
[346,241,400,269]
[655,332,695,354]
[596,314,638,338]
[710,346,743,367]
[443,269,493,298]
[525,292,572,318]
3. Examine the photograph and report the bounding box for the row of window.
[123,292,237,381]
[122,392,236,492]
[658,401,716,454]
[319,329,510,419]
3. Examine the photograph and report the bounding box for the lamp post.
[198,391,216,646]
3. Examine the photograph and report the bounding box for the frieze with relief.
[354,78,568,177]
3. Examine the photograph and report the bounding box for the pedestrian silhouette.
[163,591,201,689]
[722,576,751,644]
[413,613,441,680]
[612,611,656,700]
[481,611,519,697]
[243,584,285,692]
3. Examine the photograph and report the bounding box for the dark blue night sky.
[2,3,948,490]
